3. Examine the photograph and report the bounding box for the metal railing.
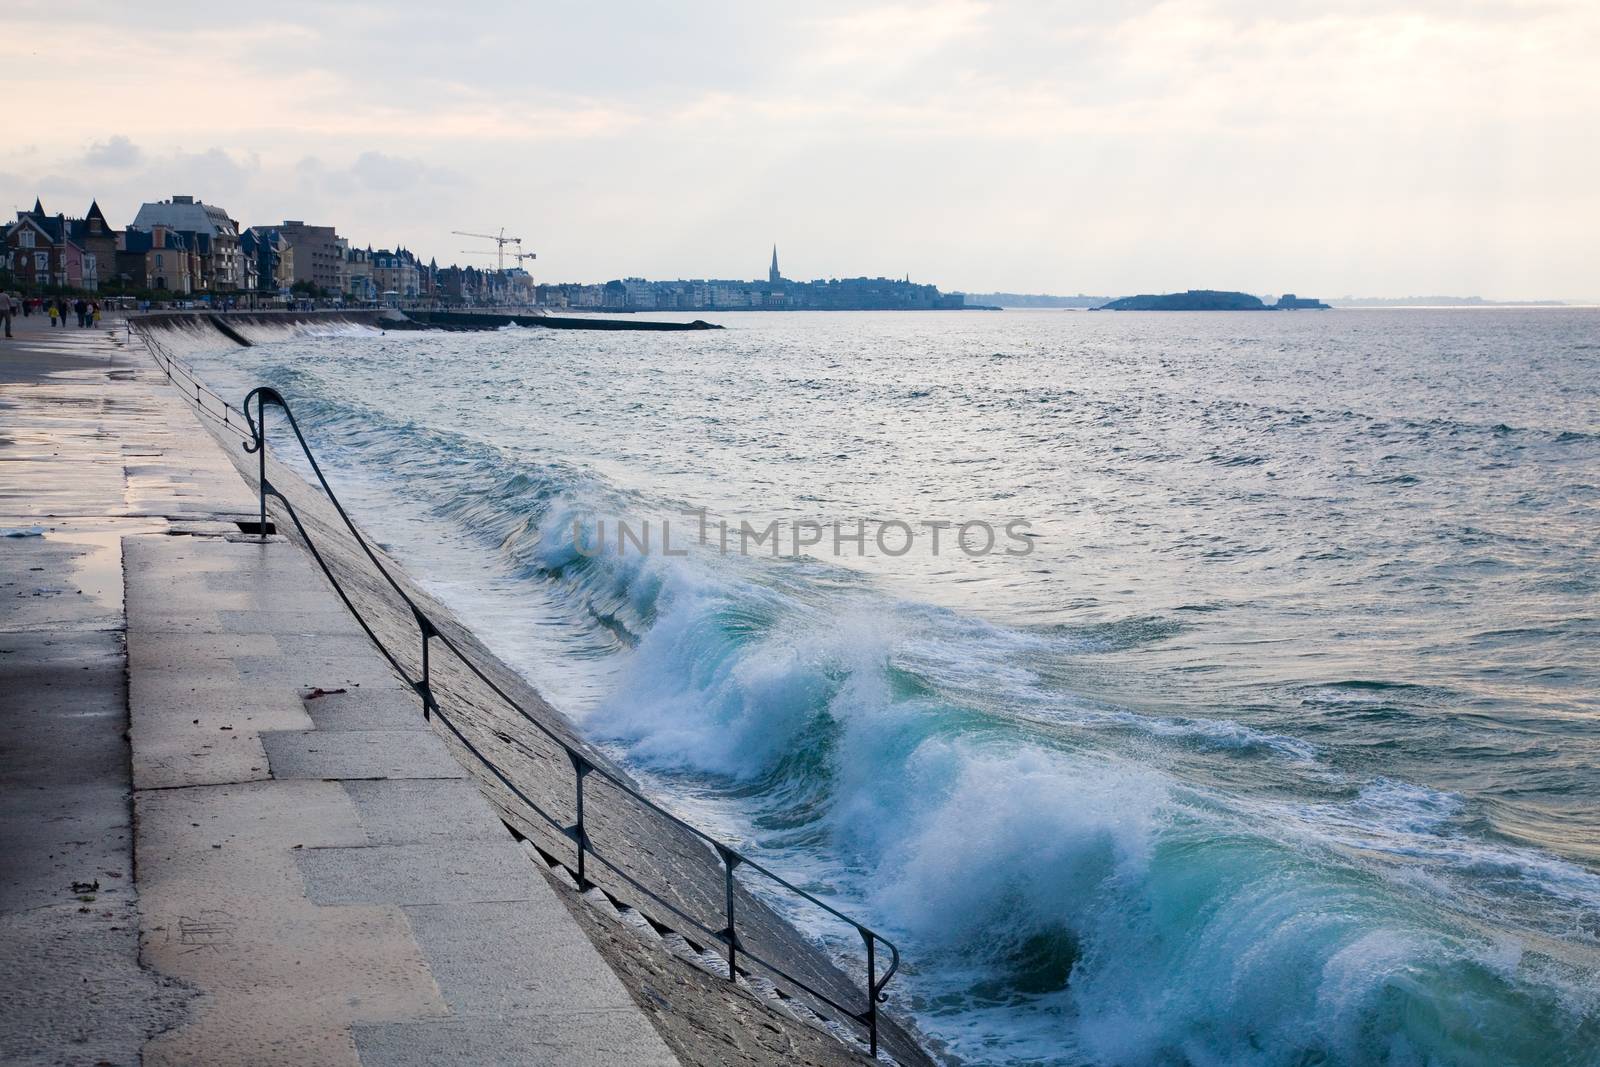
[136,328,253,443]
[135,326,903,1058]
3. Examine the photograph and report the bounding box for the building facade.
[69,201,117,291]
[116,226,196,293]
[131,195,244,291]
[371,248,420,301]
[242,227,294,296]
[343,242,375,302]
[274,220,345,294]
[4,209,71,289]
[3,199,94,290]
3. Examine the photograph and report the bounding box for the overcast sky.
[3,1,1595,298]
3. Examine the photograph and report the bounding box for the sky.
[3,1,1596,299]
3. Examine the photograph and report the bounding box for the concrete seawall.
[130,308,721,341]
[133,308,387,343]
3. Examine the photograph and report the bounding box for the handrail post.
[717,845,741,981]
[415,612,435,720]
[255,403,268,542]
[567,752,592,889]
[862,928,879,1058]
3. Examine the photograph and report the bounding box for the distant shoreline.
[962,292,1579,310]
[990,303,1593,311]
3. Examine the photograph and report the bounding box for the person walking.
[47,300,59,327]
[72,297,85,328]
[0,292,15,338]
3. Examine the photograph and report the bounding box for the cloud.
[133,148,261,204]
[37,173,88,198]
[0,1,1596,296]
[349,151,462,192]
[803,0,988,69]
[83,135,142,168]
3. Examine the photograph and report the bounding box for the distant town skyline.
[3,1,1597,301]
[7,192,973,309]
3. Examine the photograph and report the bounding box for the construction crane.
[451,228,522,271]
[458,249,537,266]
[459,248,538,297]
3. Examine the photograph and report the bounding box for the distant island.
[1096,290,1329,311]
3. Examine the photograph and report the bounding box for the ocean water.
[187,309,1600,1066]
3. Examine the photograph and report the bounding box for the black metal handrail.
[136,327,902,1057]
[139,329,251,440]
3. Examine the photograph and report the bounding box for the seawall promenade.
[0,312,918,1066]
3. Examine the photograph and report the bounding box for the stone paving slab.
[299,839,536,906]
[402,897,655,1016]
[343,779,510,844]
[130,630,282,669]
[217,607,369,636]
[262,728,467,780]
[303,688,432,732]
[230,652,414,691]
[126,618,315,790]
[129,688,308,790]
[354,1010,682,1067]
[136,780,445,1067]
[198,563,342,595]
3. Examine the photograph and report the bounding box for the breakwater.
[129,310,385,353]
[132,308,722,347]
[133,308,384,342]
[402,310,722,331]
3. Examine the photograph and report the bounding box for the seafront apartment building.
[131,196,245,291]
[2,198,118,291]
[276,220,346,295]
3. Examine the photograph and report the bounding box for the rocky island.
[1097,290,1330,310]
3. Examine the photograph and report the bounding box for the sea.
[184,308,1600,1066]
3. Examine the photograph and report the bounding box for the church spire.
[769,244,781,285]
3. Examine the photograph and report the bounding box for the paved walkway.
[2,316,204,1065]
[1,314,678,1066]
